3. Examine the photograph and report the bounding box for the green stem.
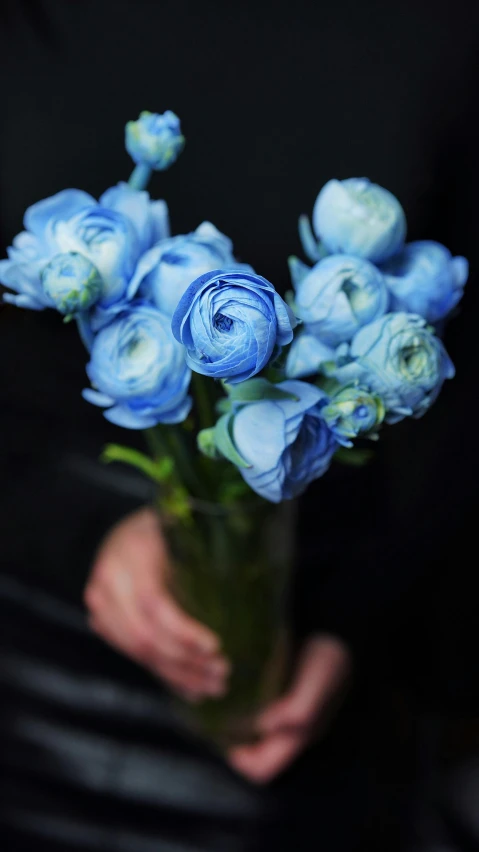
[154,424,207,499]
[192,372,216,430]
[128,163,152,190]
[145,426,170,462]
[167,426,195,487]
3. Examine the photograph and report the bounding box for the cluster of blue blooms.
[0,113,467,503]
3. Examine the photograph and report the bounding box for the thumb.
[258,635,351,735]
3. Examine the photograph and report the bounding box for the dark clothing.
[1,0,479,849]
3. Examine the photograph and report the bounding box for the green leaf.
[219,478,251,503]
[101,443,174,483]
[215,397,232,414]
[284,288,300,316]
[197,427,220,460]
[214,413,251,468]
[225,378,299,404]
[159,485,192,523]
[316,376,342,396]
[263,365,286,384]
[334,447,375,467]
[155,455,175,480]
[321,360,339,377]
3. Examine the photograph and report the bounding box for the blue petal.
[150,394,192,424]
[385,407,413,425]
[76,313,95,351]
[286,333,335,378]
[103,405,158,429]
[24,189,95,236]
[273,292,296,344]
[451,255,469,288]
[0,259,51,308]
[100,183,152,245]
[276,380,325,417]
[150,200,170,243]
[241,457,286,503]
[127,244,163,300]
[233,401,286,475]
[8,231,44,263]
[100,182,168,253]
[442,350,455,380]
[3,292,45,310]
[82,388,115,407]
[288,255,311,291]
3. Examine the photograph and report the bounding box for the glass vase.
[158,495,295,749]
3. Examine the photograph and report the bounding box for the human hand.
[84,507,230,701]
[228,635,351,784]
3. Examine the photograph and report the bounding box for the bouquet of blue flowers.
[1,112,467,746]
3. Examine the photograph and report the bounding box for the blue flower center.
[214,313,233,332]
[356,405,369,418]
[125,332,141,356]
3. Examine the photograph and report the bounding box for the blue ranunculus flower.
[381,240,469,323]
[82,302,191,429]
[320,384,385,447]
[333,313,455,424]
[125,110,185,171]
[41,252,103,315]
[171,269,296,384]
[127,222,252,316]
[230,380,338,502]
[294,254,389,346]
[312,178,406,263]
[0,183,169,312]
[285,332,336,379]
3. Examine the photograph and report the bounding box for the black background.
[1,1,479,850]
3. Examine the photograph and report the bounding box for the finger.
[150,624,230,678]
[88,612,157,668]
[89,562,160,661]
[156,659,228,698]
[88,565,230,690]
[112,578,230,679]
[111,577,228,675]
[90,611,228,697]
[228,731,306,784]
[143,593,221,656]
[258,636,350,734]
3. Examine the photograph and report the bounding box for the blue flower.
[333,313,455,424]
[294,254,389,346]
[82,302,191,429]
[41,252,102,315]
[285,332,336,379]
[230,380,338,502]
[320,385,385,446]
[128,222,252,316]
[312,178,406,263]
[125,110,185,171]
[172,269,296,384]
[0,183,169,312]
[381,240,468,323]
